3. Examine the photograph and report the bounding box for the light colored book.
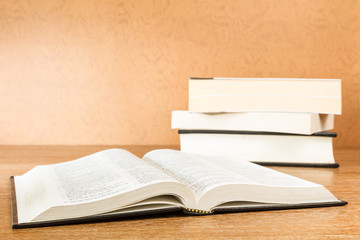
[189,77,342,114]
[172,110,334,135]
[179,130,338,167]
[11,149,345,228]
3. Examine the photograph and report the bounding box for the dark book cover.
[178,130,337,138]
[189,77,214,80]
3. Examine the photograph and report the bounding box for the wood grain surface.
[0,0,359,147]
[1,145,359,239]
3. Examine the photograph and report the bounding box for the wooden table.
[1,146,359,239]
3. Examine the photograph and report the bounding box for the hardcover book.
[188,77,342,114]
[172,110,334,135]
[11,149,346,228]
[179,130,338,167]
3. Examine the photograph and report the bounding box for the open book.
[11,149,346,228]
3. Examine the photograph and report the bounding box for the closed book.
[172,110,334,135]
[179,130,338,167]
[189,77,342,114]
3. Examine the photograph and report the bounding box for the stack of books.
[172,77,342,167]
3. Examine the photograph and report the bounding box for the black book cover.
[178,130,337,138]
[189,77,214,80]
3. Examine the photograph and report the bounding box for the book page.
[201,154,321,188]
[143,150,258,200]
[143,150,320,200]
[43,149,178,205]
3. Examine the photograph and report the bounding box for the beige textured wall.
[0,0,359,147]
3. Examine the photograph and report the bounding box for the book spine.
[183,208,214,215]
